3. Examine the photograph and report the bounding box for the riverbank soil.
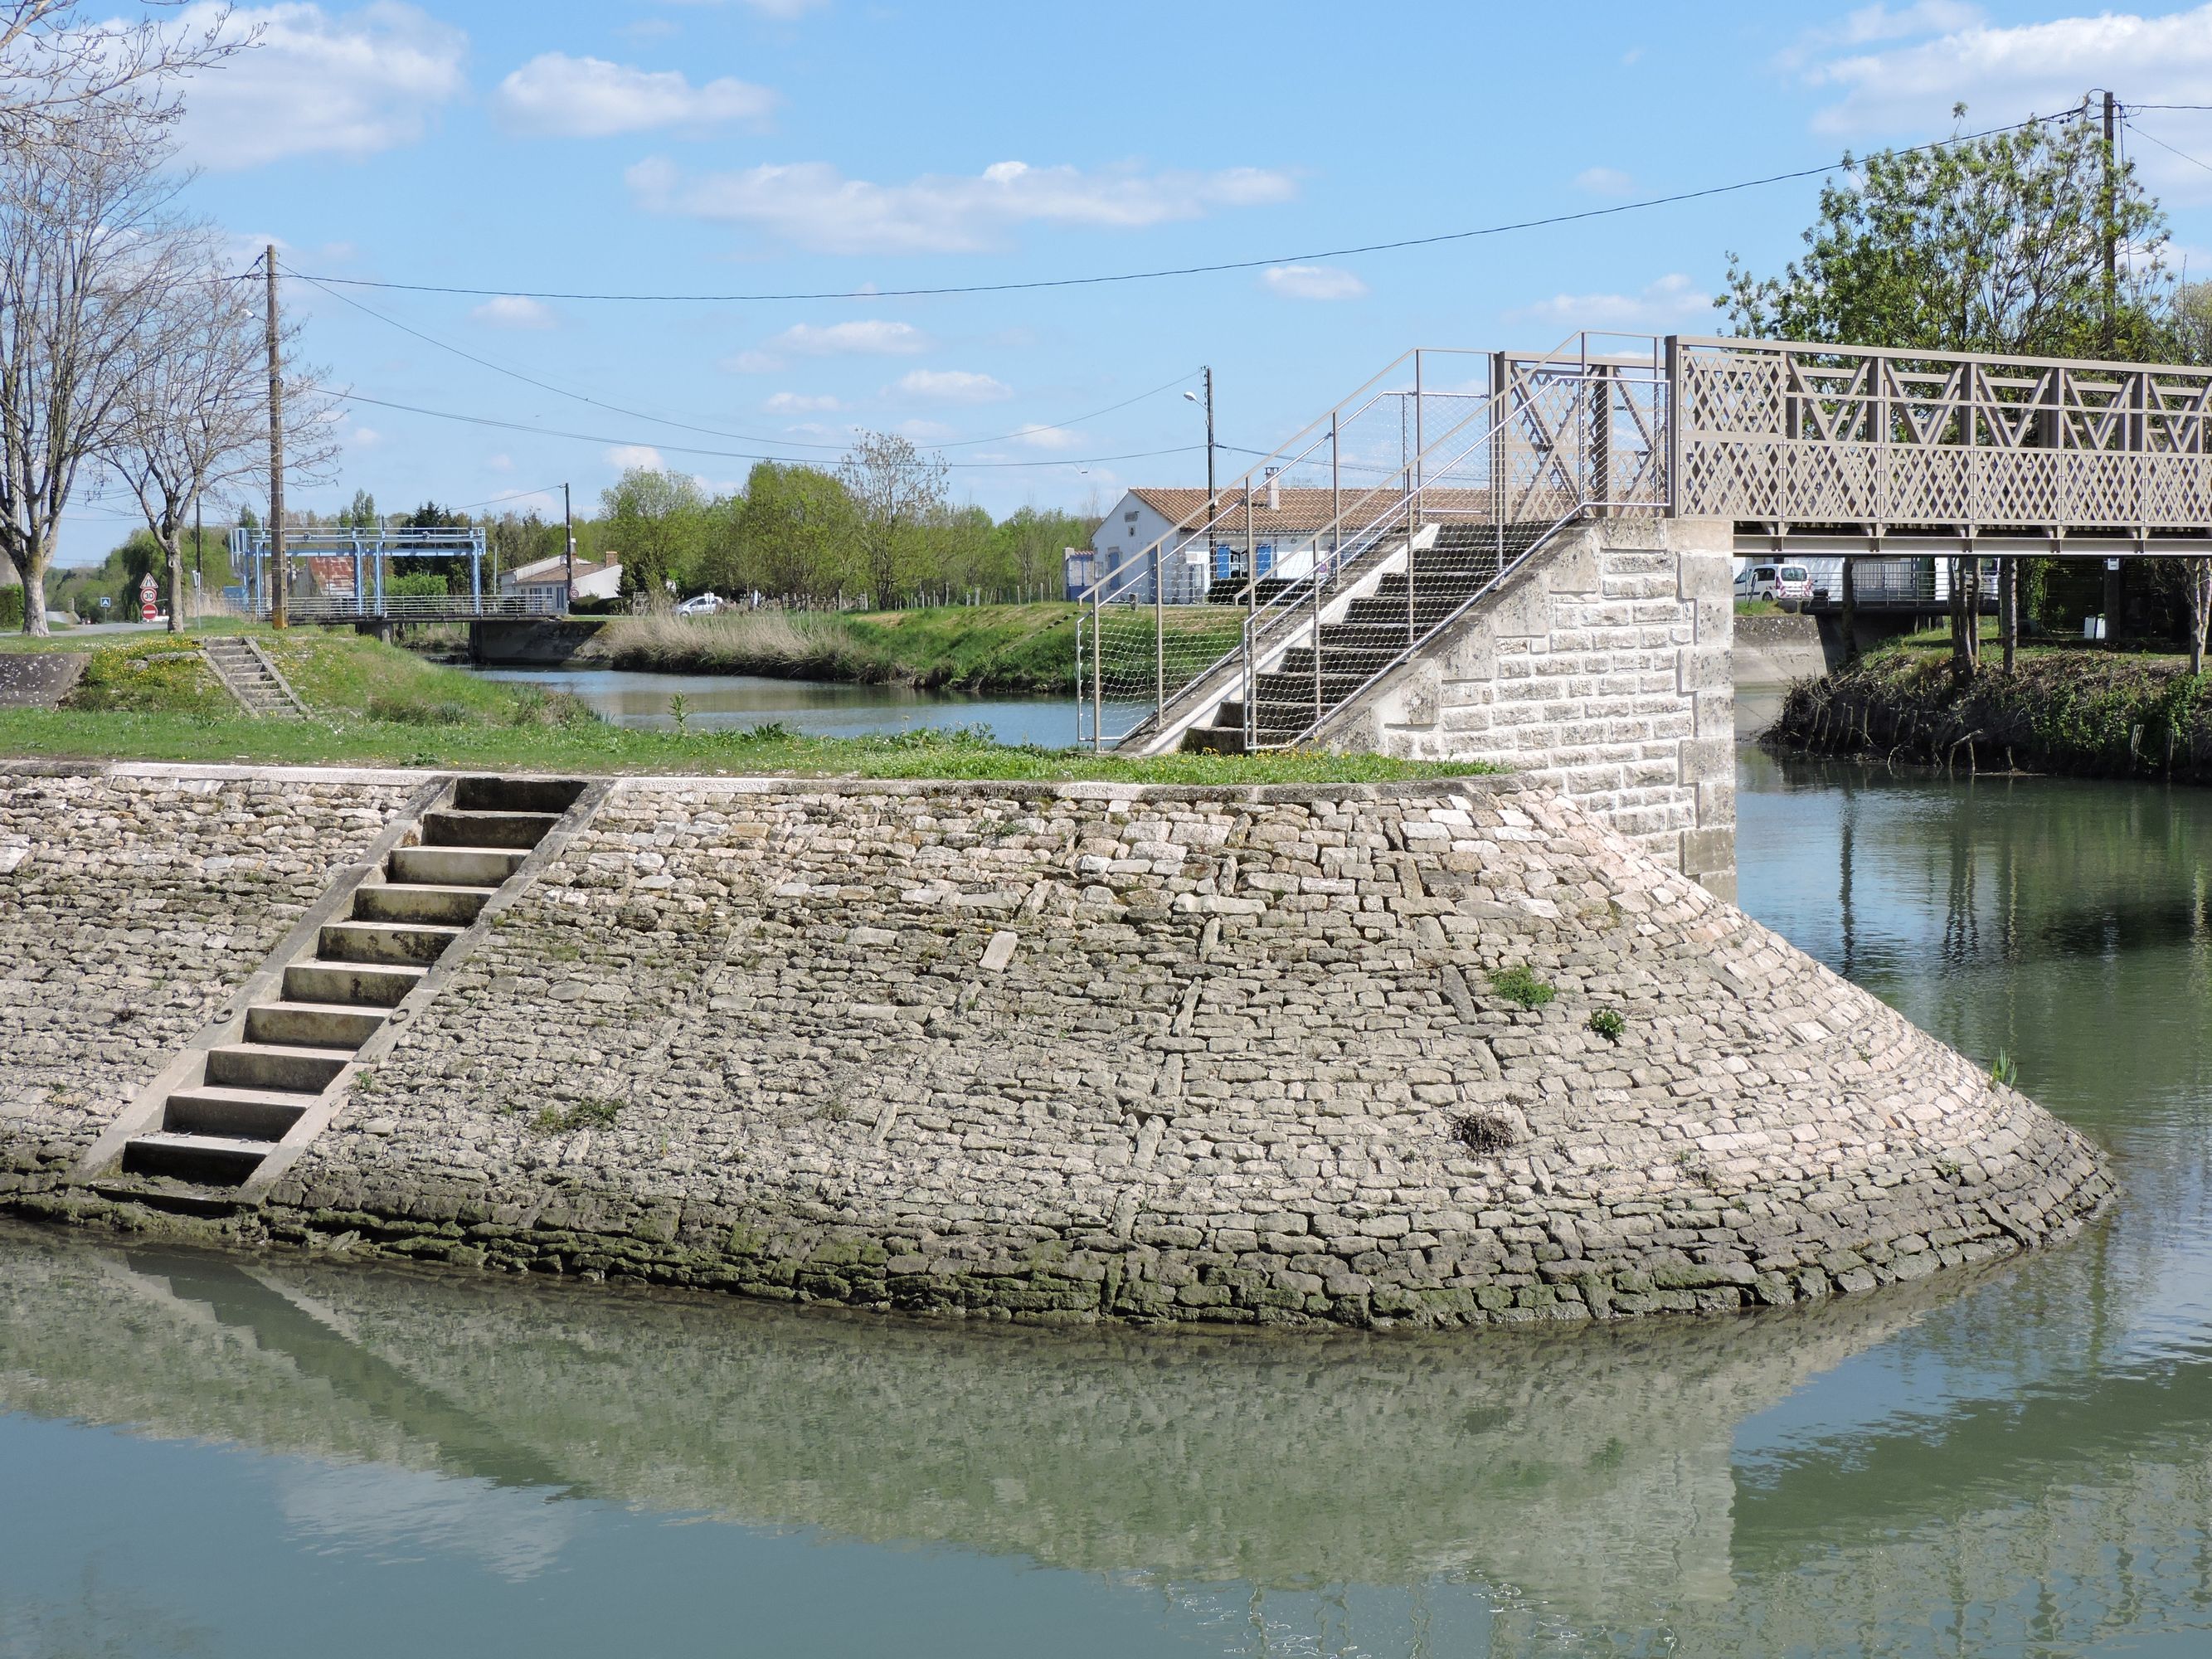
[1771,640,2212,782]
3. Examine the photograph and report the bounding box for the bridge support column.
[1313,514,1738,902]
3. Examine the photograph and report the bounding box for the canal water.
[4,695,2212,1656]
[472,664,1086,747]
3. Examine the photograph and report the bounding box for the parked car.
[675,592,723,616]
[1735,563,1815,605]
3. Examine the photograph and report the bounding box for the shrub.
[1489,966,1555,1009]
[1587,1007,1626,1044]
[0,586,22,629]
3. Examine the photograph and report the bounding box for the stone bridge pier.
[1314,513,1738,902]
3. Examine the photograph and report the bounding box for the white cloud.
[1798,5,2212,199]
[1573,166,1634,195]
[742,0,829,14]
[625,155,1296,254]
[1507,273,1714,330]
[348,424,382,448]
[1261,264,1369,300]
[607,444,666,470]
[768,319,930,355]
[485,453,514,472]
[763,391,841,412]
[168,2,469,170]
[469,294,556,329]
[491,53,775,137]
[1012,424,1082,452]
[894,369,1012,403]
[720,348,781,373]
[897,419,957,443]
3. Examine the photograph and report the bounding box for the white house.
[500,552,623,603]
[1087,484,1490,603]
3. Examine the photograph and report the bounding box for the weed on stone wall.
[1489,966,1555,1009]
[532,1098,622,1134]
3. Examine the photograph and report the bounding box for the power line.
[326,387,1201,470]
[291,267,1202,454]
[2124,116,2212,178]
[285,115,2052,306]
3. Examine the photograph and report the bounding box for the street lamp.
[1181,367,1216,518]
[1184,368,1217,596]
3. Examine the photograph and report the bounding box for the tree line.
[597,434,1096,607]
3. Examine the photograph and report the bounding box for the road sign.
[139,572,157,622]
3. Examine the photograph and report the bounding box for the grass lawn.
[0,625,1495,786]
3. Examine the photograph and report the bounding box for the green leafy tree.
[1722,107,2168,357]
[990,506,1097,598]
[715,461,858,601]
[601,466,710,602]
[342,489,377,529]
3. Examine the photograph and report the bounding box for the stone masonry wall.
[231,772,2114,1327]
[0,764,416,1180]
[0,766,2111,1331]
[1318,514,1738,901]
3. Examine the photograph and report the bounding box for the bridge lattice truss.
[1080,332,2212,752]
[1675,336,2212,552]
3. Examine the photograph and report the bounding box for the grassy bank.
[582,603,1247,695]
[1772,642,2212,782]
[0,627,1493,785]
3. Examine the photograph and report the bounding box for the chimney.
[1265,468,1280,513]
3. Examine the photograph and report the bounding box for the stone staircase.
[202,636,309,718]
[1179,521,1555,753]
[84,776,590,1210]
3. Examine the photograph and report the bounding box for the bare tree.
[0,109,188,633]
[2,2,251,161]
[107,239,338,630]
[839,431,947,608]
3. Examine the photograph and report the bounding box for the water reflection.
[5,711,2212,1656]
[471,665,1085,747]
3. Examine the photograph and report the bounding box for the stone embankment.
[0,761,2112,1329]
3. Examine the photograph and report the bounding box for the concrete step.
[352,882,492,927]
[243,1000,387,1049]
[390,844,524,887]
[283,959,425,1008]
[204,1042,352,1093]
[424,809,561,850]
[121,1131,270,1187]
[163,1084,310,1141]
[318,918,463,966]
[454,776,586,815]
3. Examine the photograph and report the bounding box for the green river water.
[2,703,2210,1657]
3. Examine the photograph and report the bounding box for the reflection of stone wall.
[0,1224,1937,1622]
[0,765,413,1182]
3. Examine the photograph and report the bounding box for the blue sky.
[57,0,2212,563]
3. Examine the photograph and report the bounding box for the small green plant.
[532,1097,623,1134]
[1586,1007,1626,1044]
[1452,1112,1518,1154]
[667,692,690,736]
[1489,966,1555,1010]
[1990,1051,2020,1087]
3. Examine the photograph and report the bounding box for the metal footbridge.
[227,525,563,620]
[1079,332,2212,753]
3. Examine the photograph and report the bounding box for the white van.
[1735,563,1815,605]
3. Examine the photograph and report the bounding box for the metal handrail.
[1075,348,1495,747]
[1240,336,1670,750]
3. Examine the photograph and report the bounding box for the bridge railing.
[239,591,566,622]
[1672,336,2212,542]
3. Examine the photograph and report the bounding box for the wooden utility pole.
[265,245,287,628]
[2103,90,2119,353]
[563,482,575,610]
